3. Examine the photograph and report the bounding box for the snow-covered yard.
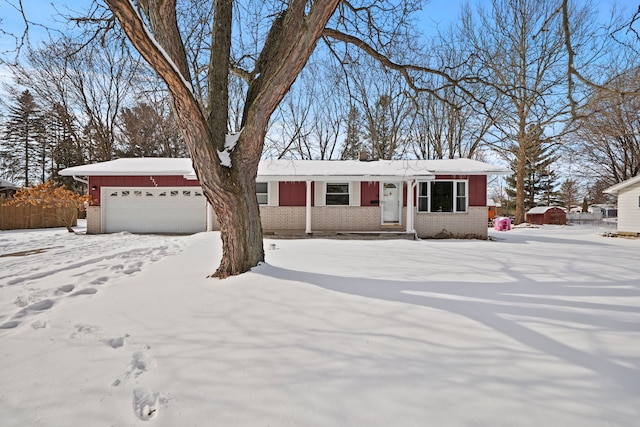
[1,223,639,426]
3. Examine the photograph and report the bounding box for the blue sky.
[0,0,638,80]
[2,0,638,52]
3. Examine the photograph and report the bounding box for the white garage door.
[103,187,207,233]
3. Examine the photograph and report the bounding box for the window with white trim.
[326,183,350,205]
[417,180,467,213]
[256,182,268,205]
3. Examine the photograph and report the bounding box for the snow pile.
[1,223,639,426]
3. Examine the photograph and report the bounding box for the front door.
[382,182,401,224]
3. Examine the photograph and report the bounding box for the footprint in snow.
[31,320,47,329]
[129,351,156,377]
[123,262,143,275]
[14,295,30,307]
[70,288,98,297]
[102,334,129,349]
[70,323,101,338]
[0,320,20,329]
[90,276,109,286]
[55,284,75,295]
[132,387,160,421]
[15,299,54,318]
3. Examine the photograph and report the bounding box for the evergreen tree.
[505,125,560,210]
[363,95,394,160]
[49,104,85,192]
[340,106,363,160]
[3,90,45,187]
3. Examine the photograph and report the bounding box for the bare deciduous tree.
[575,67,640,184]
[103,0,430,277]
[458,0,594,224]
[10,34,141,162]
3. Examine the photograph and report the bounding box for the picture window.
[417,181,467,213]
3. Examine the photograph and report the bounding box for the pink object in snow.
[494,217,511,231]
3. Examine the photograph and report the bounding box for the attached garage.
[102,187,207,233]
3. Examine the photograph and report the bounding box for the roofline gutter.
[72,175,89,185]
[255,175,435,182]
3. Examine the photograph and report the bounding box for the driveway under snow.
[0,223,638,426]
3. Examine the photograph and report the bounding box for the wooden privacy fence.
[0,204,78,230]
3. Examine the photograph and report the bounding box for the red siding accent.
[88,175,200,205]
[360,182,380,206]
[468,175,486,206]
[278,182,314,206]
[402,182,408,207]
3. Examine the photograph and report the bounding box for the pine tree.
[363,95,394,160]
[340,106,363,160]
[49,104,85,192]
[505,125,560,210]
[3,90,45,187]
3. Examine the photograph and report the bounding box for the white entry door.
[381,182,401,224]
[103,187,207,233]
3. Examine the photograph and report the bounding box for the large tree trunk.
[515,141,526,224]
[106,0,339,277]
[192,130,265,278]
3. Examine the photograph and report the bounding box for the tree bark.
[105,0,340,277]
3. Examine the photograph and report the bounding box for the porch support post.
[305,180,312,234]
[406,180,415,233]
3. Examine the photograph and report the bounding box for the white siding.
[350,182,361,207]
[617,182,640,234]
[315,181,325,206]
[268,181,279,206]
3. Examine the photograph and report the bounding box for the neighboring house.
[526,206,567,225]
[588,204,617,219]
[59,158,510,239]
[604,177,640,236]
[0,178,20,200]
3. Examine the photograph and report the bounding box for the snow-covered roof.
[59,158,511,181]
[604,176,640,195]
[255,159,509,181]
[59,158,195,178]
[527,206,565,214]
[0,178,19,190]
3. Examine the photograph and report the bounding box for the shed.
[526,206,566,225]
